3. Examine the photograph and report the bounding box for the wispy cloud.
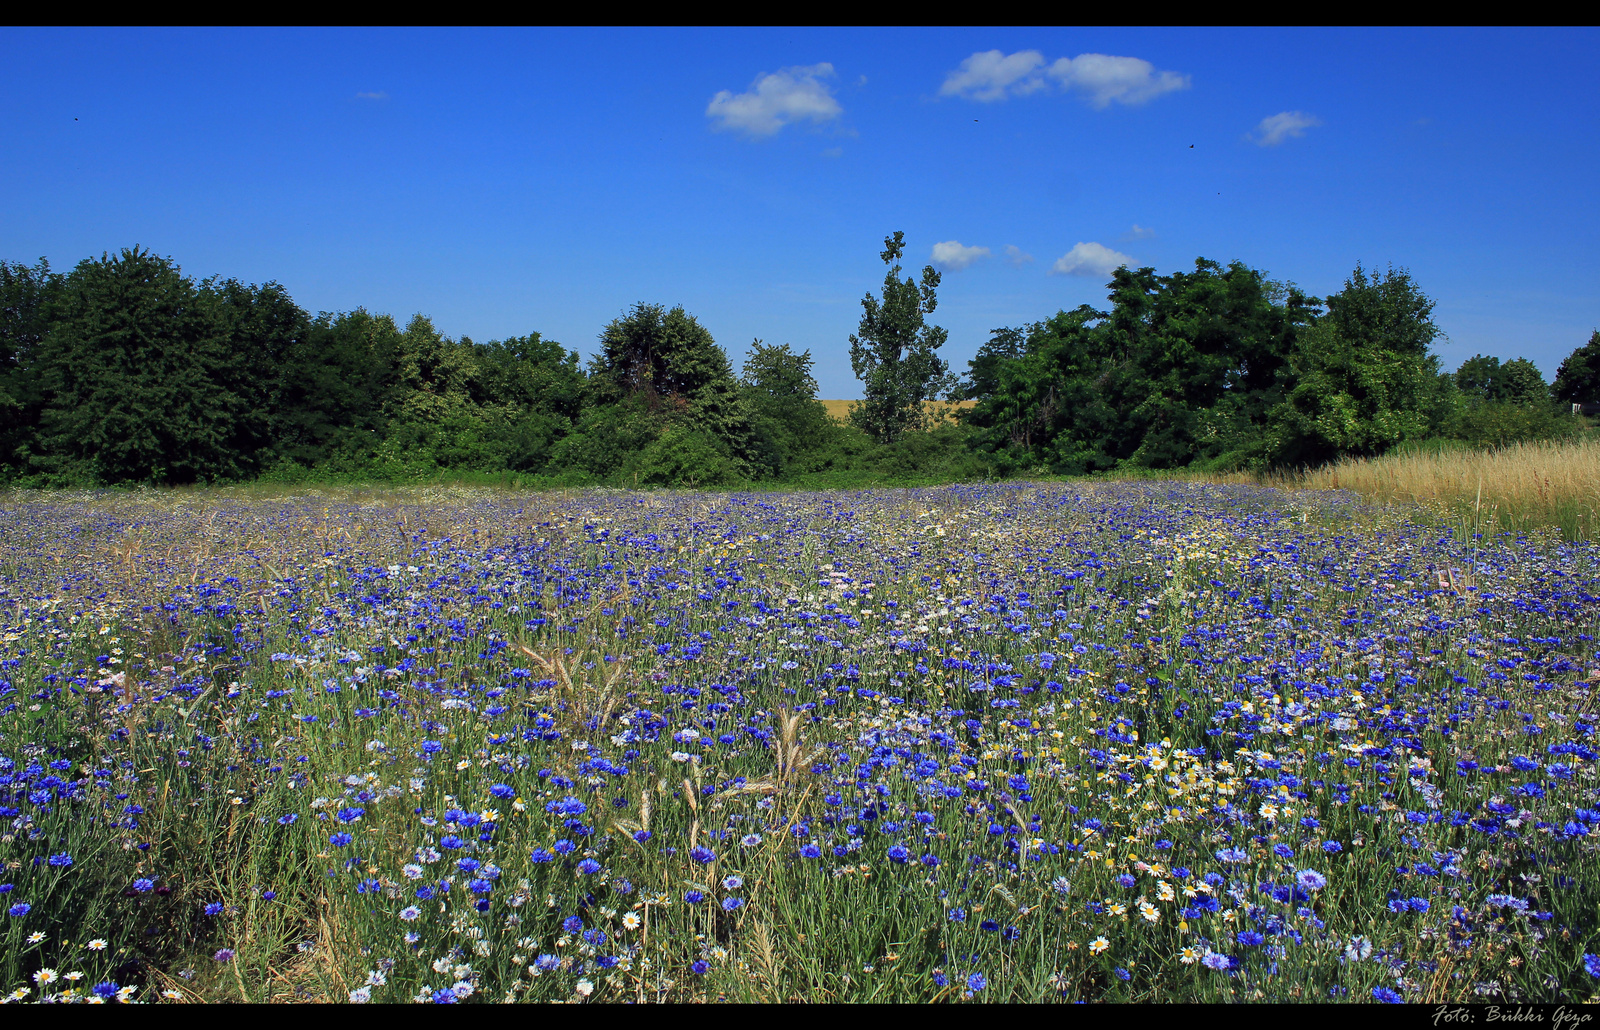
[941,50,1189,107]
[930,241,990,271]
[1120,224,1157,242]
[939,49,1048,102]
[1046,54,1190,108]
[1003,244,1034,268]
[1251,110,1321,146]
[355,91,388,101]
[1051,241,1134,277]
[707,63,842,138]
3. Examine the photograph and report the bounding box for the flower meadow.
[3,481,1600,1003]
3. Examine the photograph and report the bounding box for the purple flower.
[1295,869,1328,892]
[214,948,235,962]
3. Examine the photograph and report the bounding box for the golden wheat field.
[818,399,975,425]
[1262,435,1600,541]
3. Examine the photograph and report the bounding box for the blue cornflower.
[214,949,235,962]
[921,853,940,868]
[1584,954,1600,978]
[1201,952,1231,971]
[530,848,553,863]
[277,813,298,825]
[1114,967,1131,982]
[799,844,822,859]
[92,981,118,999]
[1295,869,1328,892]
[552,839,575,855]
[563,915,583,933]
[204,902,224,916]
[8,903,29,917]
[439,835,465,850]
[133,878,155,892]
[691,960,710,975]
[684,890,705,905]
[1115,873,1137,888]
[1215,847,1248,864]
[1372,986,1404,1003]
[722,897,744,912]
[577,858,602,875]
[689,846,716,864]
[329,832,353,847]
[966,972,987,992]
[47,853,72,867]
[1321,841,1342,854]
[721,874,744,891]
[489,784,515,799]
[887,845,909,864]
[1236,931,1265,947]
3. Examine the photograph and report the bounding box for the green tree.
[35,247,250,484]
[1552,331,1600,406]
[0,258,61,476]
[739,340,834,477]
[199,277,311,475]
[275,308,403,469]
[590,303,758,477]
[1455,353,1503,400]
[1497,357,1548,407]
[1266,263,1442,467]
[953,326,1028,402]
[849,231,952,444]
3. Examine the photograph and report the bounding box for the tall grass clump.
[1292,435,1600,542]
[2,481,1600,1003]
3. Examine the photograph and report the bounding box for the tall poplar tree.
[849,231,951,444]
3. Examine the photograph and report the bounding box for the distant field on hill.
[819,398,975,423]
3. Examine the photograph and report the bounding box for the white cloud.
[931,241,990,271]
[1003,244,1034,267]
[821,146,843,159]
[1252,110,1321,146]
[1051,242,1134,277]
[941,50,1189,107]
[939,49,1047,102]
[1046,54,1190,108]
[1121,224,1157,241]
[706,63,843,137]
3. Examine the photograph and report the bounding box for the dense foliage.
[0,243,1590,488]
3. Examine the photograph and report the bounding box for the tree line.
[1,241,1596,488]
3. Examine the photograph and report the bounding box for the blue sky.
[3,27,1596,398]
